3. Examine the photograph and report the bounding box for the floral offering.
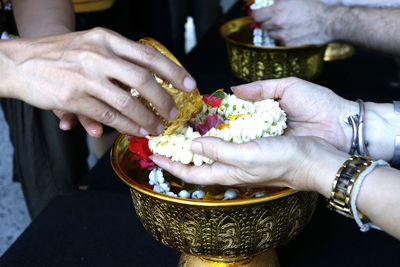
[127,89,287,200]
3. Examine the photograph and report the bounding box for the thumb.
[231,78,290,101]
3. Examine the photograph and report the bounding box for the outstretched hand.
[251,0,334,46]
[5,28,197,137]
[231,78,357,151]
[151,135,347,197]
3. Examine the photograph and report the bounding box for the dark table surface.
[2,4,400,267]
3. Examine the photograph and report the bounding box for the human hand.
[151,135,347,197]
[251,0,335,46]
[5,28,197,137]
[231,77,357,152]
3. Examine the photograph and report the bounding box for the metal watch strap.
[328,155,374,220]
[392,101,400,168]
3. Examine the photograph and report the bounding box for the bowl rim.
[220,16,326,50]
[111,135,297,207]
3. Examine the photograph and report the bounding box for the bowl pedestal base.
[178,249,279,267]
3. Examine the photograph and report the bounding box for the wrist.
[363,102,398,161]
[338,100,397,161]
[0,40,19,99]
[309,144,348,198]
[327,5,350,42]
[299,138,348,198]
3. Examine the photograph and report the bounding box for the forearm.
[327,6,400,55]
[310,147,400,239]
[12,0,75,38]
[322,0,400,8]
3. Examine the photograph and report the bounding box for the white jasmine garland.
[148,93,287,166]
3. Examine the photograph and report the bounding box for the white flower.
[159,182,170,192]
[255,192,266,198]
[166,191,178,197]
[223,189,239,200]
[178,190,190,198]
[153,185,162,193]
[192,190,205,199]
[148,93,286,166]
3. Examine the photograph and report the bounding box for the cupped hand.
[151,135,347,197]
[231,77,357,152]
[251,0,334,46]
[7,28,197,137]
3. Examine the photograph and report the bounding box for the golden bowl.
[111,135,318,266]
[220,17,353,81]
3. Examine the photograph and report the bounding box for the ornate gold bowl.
[220,17,353,81]
[111,135,318,266]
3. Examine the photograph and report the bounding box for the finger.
[261,20,282,32]
[266,29,287,43]
[53,110,78,131]
[106,58,178,121]
[150,154,233,185]
[190,137,254,168]
[69,96,147,136]
[89,81,164,135]
[252,7,273,23]
[107,34,197,92]
[76,114,103,137]
[231,78,290,101]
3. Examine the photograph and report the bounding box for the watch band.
[327,155,374,221]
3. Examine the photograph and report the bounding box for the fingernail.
[59,122,70,131]
[230,86,236,92]
[183,76,196,91]
[169,106,178,120]
[139,128,149,136]
[156,123,165,135]
[191,141,203,154]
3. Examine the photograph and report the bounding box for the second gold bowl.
[220,17,354,81]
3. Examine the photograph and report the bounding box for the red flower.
[128,136,155,168]
[251,21,261,29]
[202,95,223,107]
[194,115,224,136]
[203,90,226,107]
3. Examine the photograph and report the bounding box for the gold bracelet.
[327,155,374,221]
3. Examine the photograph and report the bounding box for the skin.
[251,0,400,55]
[0,29,196,137]
[11,0,197,136]
[150,77,400,239]
[322,0,400,7]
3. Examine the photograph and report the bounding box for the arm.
[322,0,400,7]
[152,133,400,239]
[12,0,74,38]
[0,29,197,136]
[310,143,400,239]
[252,0,400,55]
[329,6,400,55]
[150,78,400,239]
